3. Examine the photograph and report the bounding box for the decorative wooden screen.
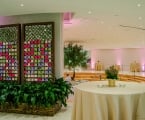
[22,22,54,82]
[0,24,20,81]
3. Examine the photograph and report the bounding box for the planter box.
[0,102,61,116]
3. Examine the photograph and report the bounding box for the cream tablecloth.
[71,81,145,120]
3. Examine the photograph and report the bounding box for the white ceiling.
[0,0,145,49]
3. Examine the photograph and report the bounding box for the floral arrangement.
[105,65,118,79]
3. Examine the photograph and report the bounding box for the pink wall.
[90,48,145,71]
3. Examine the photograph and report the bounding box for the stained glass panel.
[0,25,20,81]
[23,23,54,81]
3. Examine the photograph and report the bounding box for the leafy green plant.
[0,81,20,108]
[52,77,73,107]
[0,77,73,111]
[105,65,118,79]
[64,43,88,80]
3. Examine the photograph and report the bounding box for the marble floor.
[0,96,74,120]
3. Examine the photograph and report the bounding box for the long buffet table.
[71,81,145,120]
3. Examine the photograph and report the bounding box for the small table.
[71,81,145,120]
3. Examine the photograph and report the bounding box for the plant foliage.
[105,65,118,79]
[64,43,88,79]
[0,78,73,109]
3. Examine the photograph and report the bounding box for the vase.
[108,79,116,87]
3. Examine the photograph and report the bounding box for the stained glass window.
[23,23,54,81]
[0,25,20,81]
[0,23,54,82]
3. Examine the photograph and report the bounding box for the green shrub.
[0,77,73,109]
[105,65,118,79]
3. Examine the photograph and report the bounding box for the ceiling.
[0,0,145,49]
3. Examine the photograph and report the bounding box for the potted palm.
[105,65,118,87]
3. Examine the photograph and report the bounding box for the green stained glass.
[25,24,53,41]
[0,26,18,42]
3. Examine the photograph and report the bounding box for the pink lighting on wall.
[138,48,145,72]
[63,12,73,24]
[142,65,145,71]
[63,12,83,28]
[90,49,97,69]
[63,12,82,28]
[114,49,122,67]
[116,61,121,66]
[0,17,5,24]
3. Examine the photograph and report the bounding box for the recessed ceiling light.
[20,3,24,7]
[138,16,142,20]
[88,11,92,14]
[100,21,104,24]
[137,3,141,7]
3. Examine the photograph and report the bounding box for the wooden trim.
[64,72,145,82]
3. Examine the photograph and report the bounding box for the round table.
[71,81,145,120]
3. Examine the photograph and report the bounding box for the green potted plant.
[64,43,88,80]
[105,65,118,87]
[0,78,73,116]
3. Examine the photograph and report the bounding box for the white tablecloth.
[71,81,145,120]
